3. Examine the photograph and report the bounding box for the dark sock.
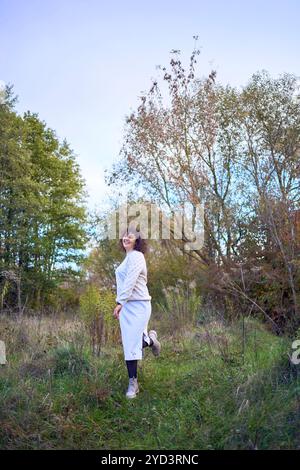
[126,360,137,379]
[142,334,154,348]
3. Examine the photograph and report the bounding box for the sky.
[1,0,299,212]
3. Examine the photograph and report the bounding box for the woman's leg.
[142,333,153,348]
[126,334,154,378]
[126,359,138,379]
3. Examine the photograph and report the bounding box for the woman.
[113,228,161,399]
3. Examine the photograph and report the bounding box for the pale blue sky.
[1,0,299,210]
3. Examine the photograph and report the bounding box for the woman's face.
[122,232,136,251]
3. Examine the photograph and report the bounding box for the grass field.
[0,314,300,449]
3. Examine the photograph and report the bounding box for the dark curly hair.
[119,226,148,254]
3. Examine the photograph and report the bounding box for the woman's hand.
[113,304,122,320]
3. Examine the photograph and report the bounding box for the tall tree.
[0,86,89,312]
[105,47,300,329]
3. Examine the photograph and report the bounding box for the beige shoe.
[126,377,139,399]
[148,330,161,357]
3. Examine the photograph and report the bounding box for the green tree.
[0,85,89,312]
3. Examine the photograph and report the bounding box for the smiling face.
[122,232,137,252]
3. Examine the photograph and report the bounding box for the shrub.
[79,285,119,355]
[157,282,202,335]
[51,345,90,376]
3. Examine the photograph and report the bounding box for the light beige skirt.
[119,300,152,360]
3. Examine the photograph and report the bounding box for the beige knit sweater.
[115,249,152,305]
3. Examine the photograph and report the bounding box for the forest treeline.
[104,50,300,334]
[1,48,300,334]
[0,86,88,313]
